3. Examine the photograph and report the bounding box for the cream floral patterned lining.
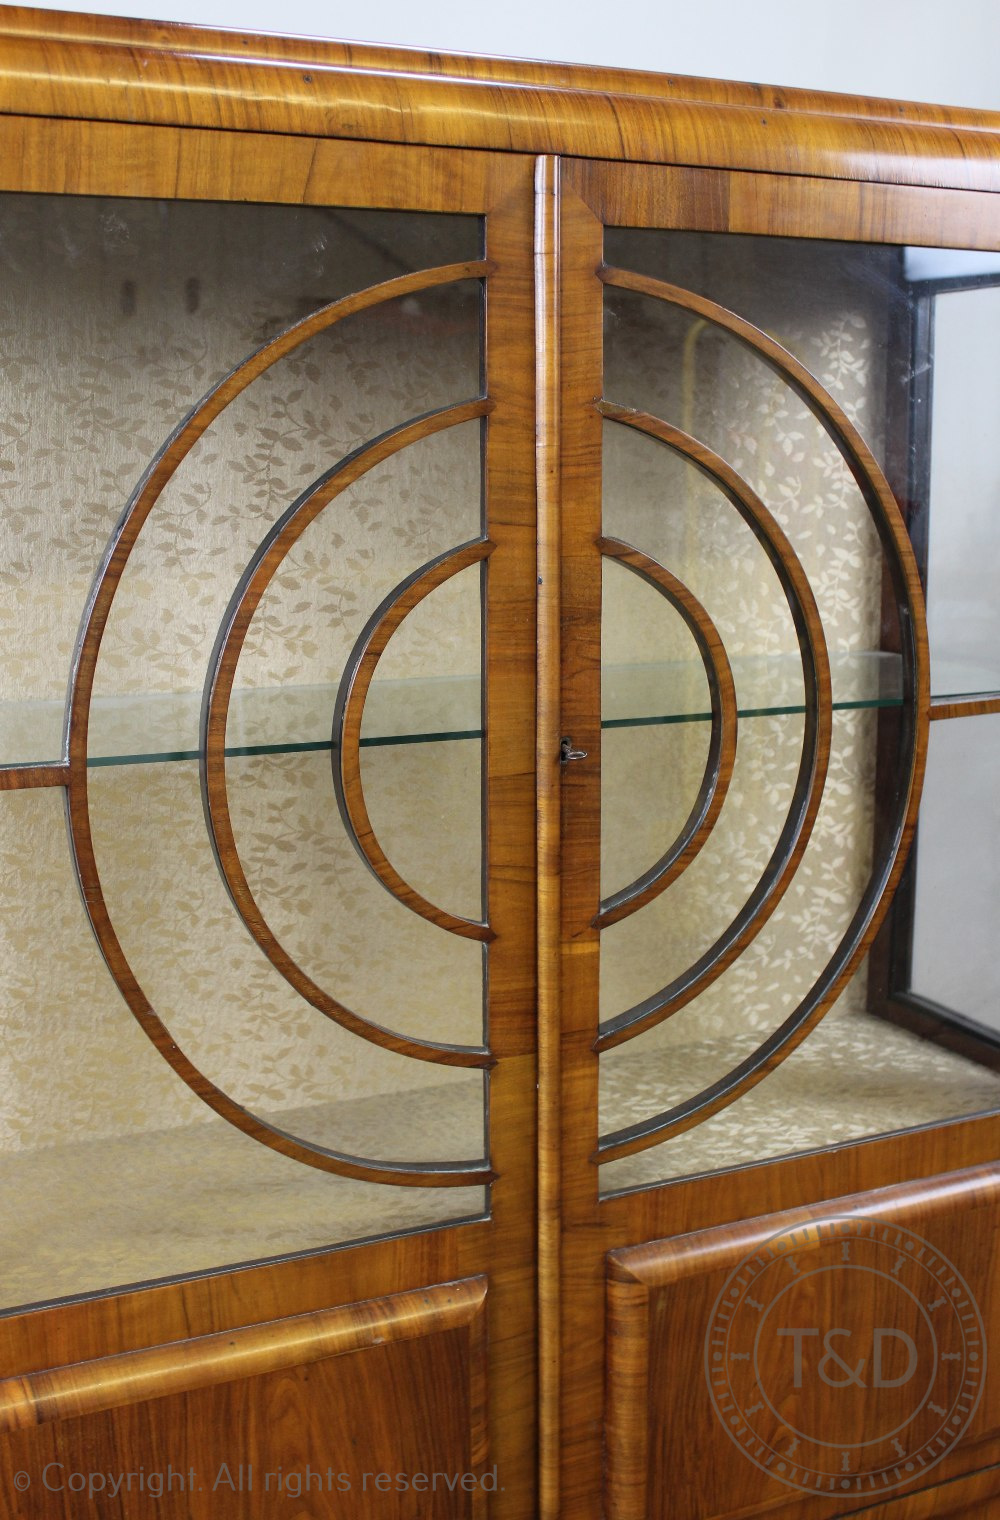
[1,203,998,1310]
[597,230,1000,1192]
[0,196,489,1307]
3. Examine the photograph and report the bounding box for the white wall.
[21,0,1000,110]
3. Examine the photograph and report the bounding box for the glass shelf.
[602,650,904,729]
[0,676,485,771]
[1,651,996,772]
[603,651,1000,729]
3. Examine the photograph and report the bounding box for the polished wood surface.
[606,1166,1000,1520]
[568,161,1000,249]
[70,395,496,1185]
[594,401,833,1061]
[594,535,737,930]
[6,1,1000,138]
[548,178,608,1520]
[64,265,493,1102]
[0,113,522,210]
[591,250,929,1158]
[462,154,540,1517]
[930,696,1000,721]
[852,1464,1000,1518]
[3,4,1000,189]
[197,400,496,1082]
[0,1280,490,1519]
[2,14,1000,1519]
[0,763,68,790]
[0,1279,486,1431]
[549,156,990,1520]
[534,153,564,1520]
[0,111,539,1516]
[331,536,496,944]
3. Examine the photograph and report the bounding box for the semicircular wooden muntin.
[596,404,833,1051]
[595,536,738,929]
[62,272,493,1182]
[64,260,489,1057]
[597,782,919,1162]
[600,263,926,680]
[64,743,489,1185]
[201,401,494,1065]
[64,257,486,755]
[332,537,495,938]
[595,268,929,1162]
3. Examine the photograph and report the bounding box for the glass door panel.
[595,226,1000,1195]
[0,190,498,1310]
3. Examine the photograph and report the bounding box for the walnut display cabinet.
[2,10,1000,1519]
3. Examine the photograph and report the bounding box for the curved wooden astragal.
[4,17,989,1519]
[332,537,495,940]
[200,402,493,1065]
[64,268,493,1186]
[596,403,833,1050]
[595,537,737,929]
[595,272,930,1161]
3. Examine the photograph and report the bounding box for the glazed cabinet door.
[542,158,1000,1520]
[0,119,537,1517]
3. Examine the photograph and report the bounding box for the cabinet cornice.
[2,3,1000,191]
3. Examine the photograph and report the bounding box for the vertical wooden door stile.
[480,163,542,1515]
[534,152,563,1520]
[550,171,610,1520]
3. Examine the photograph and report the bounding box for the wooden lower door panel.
[851,1462,1000,1518]
[0,1277,490,1518]
[605,1166,1000,1520]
